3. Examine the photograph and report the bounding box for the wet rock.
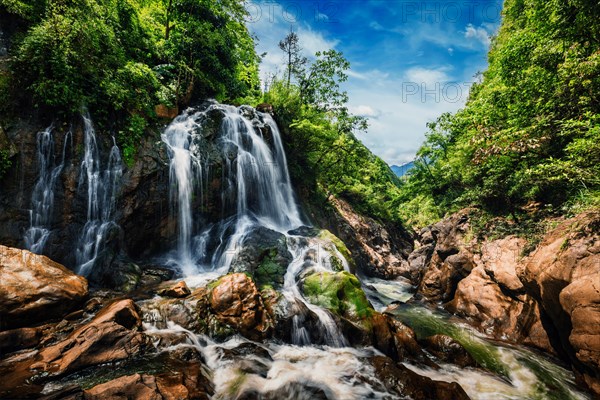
[209,273,273,341]
[446,237,551,351]
[262,288,329,345]
[0,245,88,329]
[520,211,600,396]
[158,281,191,298]
[0,327,41,355]
[216,342,272,377]
[287,225,320,237]
[420,334,478,368]
[84,374,163,400]
[30,299,147,376]
[301,271,373,321]
[302,196,414,279]
[229,226,292,289]
[83,368,212,400]
[237,382,329,400]
[370,355,471,400]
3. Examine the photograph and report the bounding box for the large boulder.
[209,273,273,341]
[519,211,600,395]
[30,299,147,377]
[0,245,88,329]
[447,237,551,351]
[300,271,431,364]
[416,212,476,301]
[229,226,292,289]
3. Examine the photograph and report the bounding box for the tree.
[298,49,350,113]
[278,28,307,87]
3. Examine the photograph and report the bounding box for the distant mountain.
[390,161,415,177]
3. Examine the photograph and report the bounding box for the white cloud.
[465,24,491,47]
[404,66,451,86]
[349,105,381,119]
[370,21,384,31]
[296,26,339,55]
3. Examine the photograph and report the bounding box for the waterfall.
[162,104,302,274]
[75,114,123,276]
[163,103,348,346]
[24,126,70,254]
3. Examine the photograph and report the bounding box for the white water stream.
[24,126,70,254]
[75,114,122,276]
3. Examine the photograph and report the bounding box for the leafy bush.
[399,0,600,226]
[1,0,260,161]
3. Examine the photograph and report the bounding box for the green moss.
[302,271,373,320]
[318,230,356,271]
[390,306,510,379]
[0,150,12,179]
[255,250,287,289]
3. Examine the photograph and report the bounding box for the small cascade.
[162,114,205,275]
[24,126,70,254]
[75,114,123,276]
[283,234,349,347]
[162,103,302,273]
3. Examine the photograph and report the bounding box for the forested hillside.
[0,0,260,162]
[400,0,600,228]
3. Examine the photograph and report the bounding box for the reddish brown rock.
[0,327,41,355]
[85,374,163,400]
[519,211,600,396]
[83,356,211,400]
[158,281,191,298]
[0,245,88,329]
[416,212,476,301]
[30,299,147,376]
[209,273,273,341]
[447,237,551,351]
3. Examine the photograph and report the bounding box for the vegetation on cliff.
[399,0,600,228]
[257,36,404,225]
[0,0,260,163]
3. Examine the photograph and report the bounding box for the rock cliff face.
[301,195,414,279]
[0,106,415,288]
[0,119,172,276]
[409,209,600,396]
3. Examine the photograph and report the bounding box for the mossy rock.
[229,226,292,289]
[254,250,288,289]
[317,230,356,272]
[301,271,374,320]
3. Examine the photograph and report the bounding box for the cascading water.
[161,114,205,275]
[102,102,589,400]
[24,126,70,254]
[162,104,302,273]
[162,103,347,346]
[75,114,122,276]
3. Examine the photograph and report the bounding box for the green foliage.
[0,150,11,178]
[118,114,147,166]
[264,61,403,224]
[1,0,260,160]
[400,0,600,226]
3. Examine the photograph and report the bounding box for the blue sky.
[246,0,503,165]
